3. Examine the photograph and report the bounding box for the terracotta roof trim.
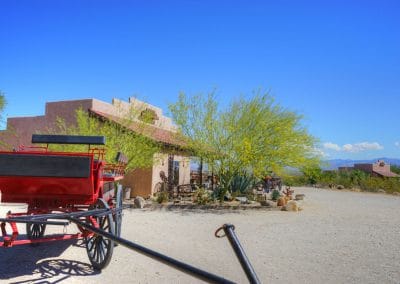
[372,169,400,178]
[88,109,187,148]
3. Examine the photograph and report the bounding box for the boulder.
[277,197,287,206]
[224,191,232,201]
[259,200,269,207]
[377,189,386,194]
[337,185,345,190]
[295,194,305,200]
[124,187,131,200]
[283,200,302,212]
[235,196,249,204]
[134,196,146,208]
[268,200,278,208]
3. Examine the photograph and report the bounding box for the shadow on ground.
[0,238,99,283]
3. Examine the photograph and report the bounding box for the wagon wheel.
[85,198,114,270]
[26,222,46,246]
[113,184,123,238]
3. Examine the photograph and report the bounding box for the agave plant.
[230,172,256,195]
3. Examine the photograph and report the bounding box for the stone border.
[124,202,276,211]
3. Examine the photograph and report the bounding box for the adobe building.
[0,97,191,198]
[339,160,399,178]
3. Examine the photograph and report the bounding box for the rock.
[235,196,248,204]
[277,197,287,206]
[284,195,292,202]
[337,185,345,190]
[377,189,386,194]
[269,200,278,208]
[259,200,269,206]
[124,187,131,200]
[134,196,146,208]
[295,194,305,200]
[224,191,232,201]
[283,200,302,212]
[392,192,400,196]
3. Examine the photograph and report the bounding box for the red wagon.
[0,134,260,283]
[0,134,127,270]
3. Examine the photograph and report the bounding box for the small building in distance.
[339,160,399,178]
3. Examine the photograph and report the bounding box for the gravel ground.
[1,187,399,283]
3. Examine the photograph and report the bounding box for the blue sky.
[0,0,399,160]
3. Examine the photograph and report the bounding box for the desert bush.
[280,173,305,187]
[271,189,281,201]
[359,177,400,193]
[302,166,322,185]
[193,188,211,205]
[211,186,226,203]
[156,191,169,204]
[276,169,400,194]
[230,172,256,195]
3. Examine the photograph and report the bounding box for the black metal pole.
[5,209,109,221]
[220,224,261,284]
[0,218,68,226]
[69,217,235,284]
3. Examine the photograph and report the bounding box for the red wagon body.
[0,134,127,270]
[0,151,102,206]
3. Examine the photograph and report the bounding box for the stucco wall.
[372,162,391,173]
[151,153,169,195]
[354,164,373,173]
[122,168,153,198]
[0,99,93,150]
[175,155,191,185]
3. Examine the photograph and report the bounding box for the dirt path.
[1,187,399,283]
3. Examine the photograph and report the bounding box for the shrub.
[211,186,229,203]
[271,189,281,201]
[284,168,400,193]
[156,191,169,204]
[193,188,211,205]
[230,172,256,195]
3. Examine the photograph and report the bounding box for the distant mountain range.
[323,158,400,170]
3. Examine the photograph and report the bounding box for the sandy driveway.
[0,187,399,283]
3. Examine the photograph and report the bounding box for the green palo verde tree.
[0,91,5,115]
[169,91,320,200]
[48,108,160,170]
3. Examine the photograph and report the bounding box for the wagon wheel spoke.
[87,238,96,253]
[84,198,114,270]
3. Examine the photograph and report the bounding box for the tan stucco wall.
[0,99,93,150]
[151,153,169,195]
[150,153,191,195]
[174,155,191,185]
[92,97,176,131]
[122,168,153,198]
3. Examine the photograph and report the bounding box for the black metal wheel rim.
[85,198,114,270]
